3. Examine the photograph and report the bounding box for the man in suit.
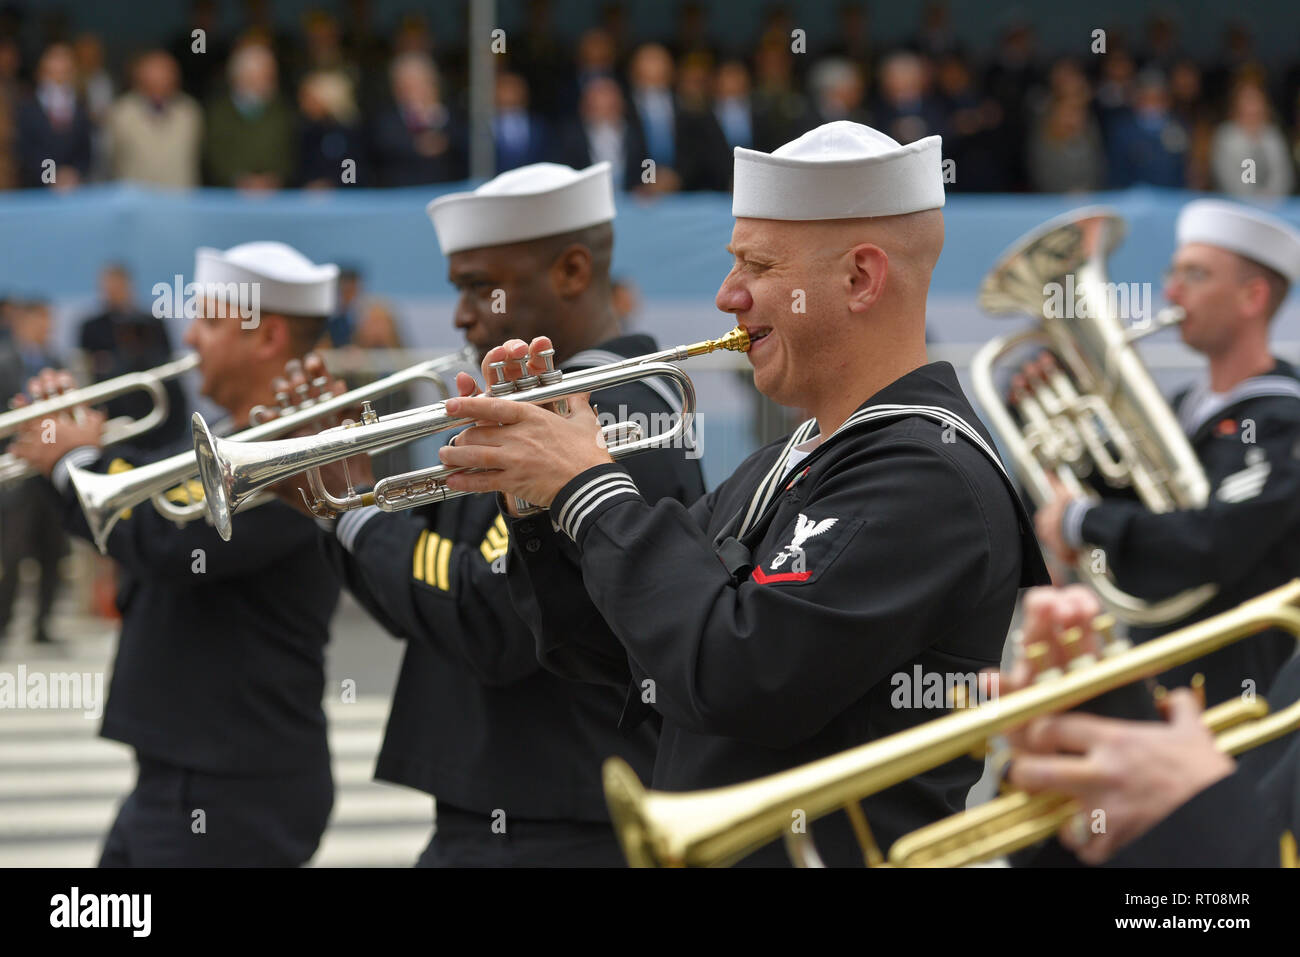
[17,43,92,188]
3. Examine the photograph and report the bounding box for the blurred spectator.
[1095,48,1138,130]
[672,2,712,62]
[289,9,353,85]
[0,300,67,647]
[983,24,1041,189]
[1028,94,1105,192]
[1140,13,1182,72]
[750,40,816,152]
[493,71,548,173]
[297,69,365,188]
[937,53,1010,191]
[77,264,188,450]
[823,2,873,63]
[809,57,870,126]
[106,51,202,188]
[17,43,93,189]
[73,33,112,123]
[169,0,230,103]
[1169,59,1214,190]
[369,51,465,186]
[914,2,960,59]
[555,76,640,190]
[324,266,363,347]
[351,298,404,349]
[713,60,754,150]
[1211,80,1294,198]
[624,42,729,193]
[342,0,390,96]
[574,27,617,92]
[511,0,571,120]
[0,37,20,190]
[1205,21,1263,105]
[874,52,945,145]
[73,33,112,179]
[204,43,295,189]
[1106,70,1187,188]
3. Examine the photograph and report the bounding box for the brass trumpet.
[66,348,473,552]
[0,354,198,487]
[970,207,1216,626]
[603,579,1300,867]
[192,328,750,542]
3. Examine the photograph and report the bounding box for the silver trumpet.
[193,328,751,541]
[66,348,474,552]
[0,353,199,487]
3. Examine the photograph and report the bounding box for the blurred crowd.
[0,1,1298,195]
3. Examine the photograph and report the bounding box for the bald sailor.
[271,162,704,866]
[437,121,1050,865]
[9,242,341,866]
[1036,199,1300,706]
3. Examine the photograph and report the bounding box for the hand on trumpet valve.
[260,352,375,515]
[439,336,614,512]
[999,585,1233,864]
[7,368,107,478]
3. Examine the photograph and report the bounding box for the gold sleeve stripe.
[434,536,452,591]
[424,532,440,586]
[1283,830,1297,868]
[413,529,429,580]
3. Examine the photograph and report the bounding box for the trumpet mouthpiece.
[685,327,751,358]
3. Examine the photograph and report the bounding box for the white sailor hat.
[194,242,339,315]
[427,162,616,255]
[1176,199,1300,284]
[732,121,946,221]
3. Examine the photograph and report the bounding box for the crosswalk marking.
[0,689,434,867]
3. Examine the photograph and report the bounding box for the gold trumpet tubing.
[887,695,1274,867]
[197,329,747,541]
[606,579,1300,867]
[68,350,469,552]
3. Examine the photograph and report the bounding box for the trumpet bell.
[193,413,235,541]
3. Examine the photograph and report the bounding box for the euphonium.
[192,328,750,542]
[65,348,472,552]
[0,354,198,488]
[603,579,1300,867]
[970,207,1216,626]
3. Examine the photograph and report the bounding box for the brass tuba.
[969,207,1216,626]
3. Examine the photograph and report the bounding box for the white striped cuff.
[1062,499,1093,550]
[51,446,101,495]
[335,505,383,553]
[551,467,643,543]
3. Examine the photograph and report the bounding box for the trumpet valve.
[488,361,513,396]
[361,400,378,426]
[512,357,540,391]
